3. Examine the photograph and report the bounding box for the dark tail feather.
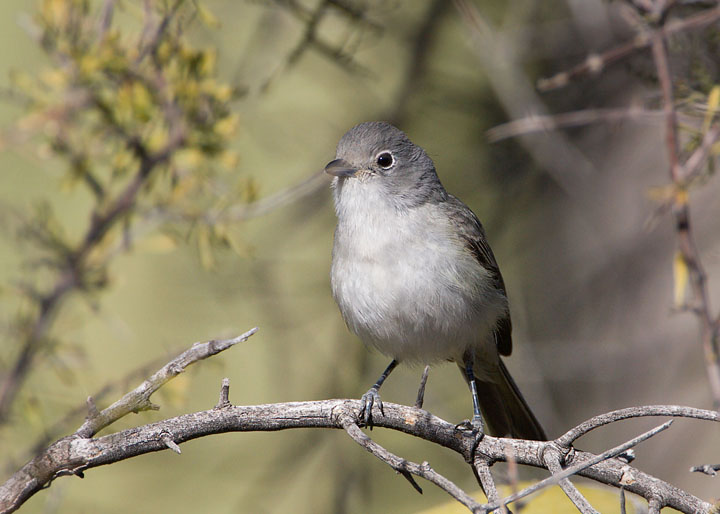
[474,360,546,440]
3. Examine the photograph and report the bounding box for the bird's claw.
[360,387,383,429]
[455,415,485,441]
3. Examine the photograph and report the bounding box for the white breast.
[330,178,506,364]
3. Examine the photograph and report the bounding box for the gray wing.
[444,195,512,356]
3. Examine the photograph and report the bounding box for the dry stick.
[473,456,506,514]
[651,26,720,409]
[689,463,720,476]
[482,421,673,513]
[486,108,667,143]
[228,170,328,220]
[25,349,182,458]
[338,414,483,512]
[556,405,720,447]
[543,447,598,514]
[75,328,257,438]
[537,5,720,91]
[648,496,662,514]
[681,124,720,185]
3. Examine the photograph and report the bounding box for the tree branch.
[2,397,716,514]
[75,327,258,438]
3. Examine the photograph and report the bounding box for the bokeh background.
[1,1,719,512]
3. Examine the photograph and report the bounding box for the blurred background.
[1,0,719,512]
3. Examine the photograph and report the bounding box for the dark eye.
[376,151,395,169]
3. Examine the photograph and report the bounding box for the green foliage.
[1,0,247,425]
[15,0,244,272]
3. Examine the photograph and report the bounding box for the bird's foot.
[455,415,485,441]
[359,387,383,429]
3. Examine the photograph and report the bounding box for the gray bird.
[325,121,545,440]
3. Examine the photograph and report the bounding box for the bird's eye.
[375,151,395,169]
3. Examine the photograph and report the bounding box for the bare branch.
[537,6,720,91]
[689,463,720,476]
[486,108,668,143]
[2,401,715,514]
[650,10,720,408]
[228,171,328,220]
[473,455,505,512]
[75,328,258,438]
[544,445,598,514]
[483,421,673,512]
[556,404,720,447]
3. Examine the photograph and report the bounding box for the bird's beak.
[324,159,358,178]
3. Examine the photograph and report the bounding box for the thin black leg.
[463,358,485,434]
[360,359,398,429]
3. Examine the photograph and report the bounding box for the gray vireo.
[326,121,545,440]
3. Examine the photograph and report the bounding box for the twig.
[216,377,231,409]
[651,14,720,409]
[537,6,720,91]
[689,463,720,476]
[543,445,598,514]
[681,124,720,184]
[228,170,328,220]
[648,496,662,514]
[556,405,720,447]
[338,413,483,511]
[414,365,430,409]
[473,455,505,513]
[482,421,673,512]
[486,108,668,143]
[25,348,184,458]
[75,328,257,438]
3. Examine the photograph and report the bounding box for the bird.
[325,121,545,440]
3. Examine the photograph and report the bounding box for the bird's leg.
[414,365,430,409]
[361,359,398,429]
[457,358,485,438]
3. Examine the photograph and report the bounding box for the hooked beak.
[324,159,358,178]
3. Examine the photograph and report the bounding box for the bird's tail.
[473,359,546,440]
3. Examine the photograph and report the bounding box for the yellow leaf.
[214,115,238,138]
[674,252,689,307]
[146,124,169,153]
[196,3,220,29]
[703,85,720,133]
[219,149,239,170]
[138,233,177,254]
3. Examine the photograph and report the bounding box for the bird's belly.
[331,244,503,364]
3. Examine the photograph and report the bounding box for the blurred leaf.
[702,85,720,134]
[673,251,689,308]
[197,224,214,270]
[196,3,221,29]
[138,233,178,254]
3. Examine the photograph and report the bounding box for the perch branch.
[2,400,716,514]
